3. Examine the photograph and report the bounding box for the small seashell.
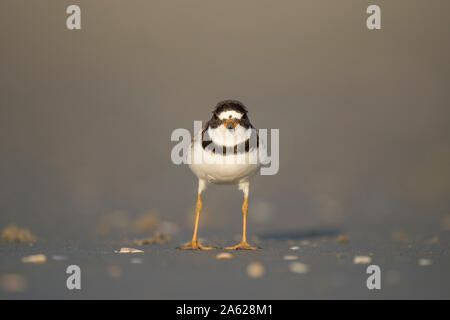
[247,262,265,278]
[216,252,233,260]
[21,254,46,264]
[289,246,300,250]
[353,256,372,264]
[289,262,310,274]
[115,247,144,253]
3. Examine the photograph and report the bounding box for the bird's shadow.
[257,227,340,241]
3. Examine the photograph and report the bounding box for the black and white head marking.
[208,100,251,129]
[201,100,258,154]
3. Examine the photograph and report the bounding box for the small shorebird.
[180,100,264,250]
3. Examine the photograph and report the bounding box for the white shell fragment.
[216,252,233,260]
[353,256,372,264]
[289,262,310,274]
[289,246,300,251]
[115,247,144,253]
[247,262,265,278]
[21,254,47,264]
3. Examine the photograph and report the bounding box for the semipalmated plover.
[180,100,264,250]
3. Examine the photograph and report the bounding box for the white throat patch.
[208,126,251,147]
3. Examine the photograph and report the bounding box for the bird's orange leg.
[225,197,260,250]
[178,193,214,250]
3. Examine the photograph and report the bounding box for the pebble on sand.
[216,252,233,260]
[289,246,300,251]
[247,262,265,278]
[289,262,310,274]
[115,247,144,253]
[418,258,432,266]
[21,254,47,264]
[353,256,372,264]
[283,255,298,261]
[0,274,27,292]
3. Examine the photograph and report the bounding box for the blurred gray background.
[1,0,449,241]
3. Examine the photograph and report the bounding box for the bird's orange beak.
[224,120,237,129]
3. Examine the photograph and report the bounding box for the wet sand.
[1,226,449,299]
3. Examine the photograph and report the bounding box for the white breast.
[187,130,263,185]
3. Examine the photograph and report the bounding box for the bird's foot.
[224,241,260,250]
[177,241,215,250]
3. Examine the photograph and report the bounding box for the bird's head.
[209,100,251,133]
